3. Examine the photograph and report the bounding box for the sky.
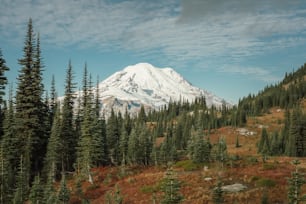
[1,0,306,104]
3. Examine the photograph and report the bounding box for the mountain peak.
[98,63,231,117]
[68,63,231,118]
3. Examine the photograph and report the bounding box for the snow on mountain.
[71,63,231,117]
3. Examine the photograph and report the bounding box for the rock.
[221,183,247,193]
[204,177,213,181]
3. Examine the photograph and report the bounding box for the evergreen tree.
[0,49,9,141]
[261,189,269,204]
[29,175,43,204]
[91,78,108,166]
[127,125,139,165]
[270,131,280,155]
[76,87,94,184]
[60,60,76,172]
[58,174,70,204]
[13,155,28,204]
[0,48,9,105]
[15,18,44,196]
[235,134,240,148]
[0,144,13,204]
[104,184,123,204]
[212,178,224,204]
[42,173,57,204]
[258,128,270,161]
[107,109,120,165]
[43,104,61,182]
[216,137,227,167]
[1,85,17,168]
[286,108,301,157]
[287,160,306,204]
[139,123,152,165]
[49,75,57,125]
[187,127,211,163]
[160,168,183,204]
[119,124,128,166]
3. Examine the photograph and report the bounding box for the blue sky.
[1,0,306,103]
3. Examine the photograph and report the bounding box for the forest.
[0,19,306,204]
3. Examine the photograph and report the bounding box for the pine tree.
[1,85,17,168]
[119,124,128,166]
[43,104,61,182]
[212,178,224,204]
[270,131,280,155]
[235,134,240,148]
[127,126,139,165]
[76,86,94,183]
[42,173,57,204]
[57,173,70,204]
[15,18,44,196]
[160,168,183,204]
[0,49,9,141]
[113,184,123,204]
[187,127,211,163]
[258,128,270,161]
[0,48,9,105]
[287,160,306,204]
[31,32,48,173]
[89,76,109,166]
[104,184,123,204]
[29,175,43,203]
[139,124,152,165]
[0,144,13,204]
[13,155,28,204]
[216,137,227,167]
[60,60,76,172]
[286,108,301,157]
[261,189,269,204]
[49,75,57,125]
[107,109,120,165]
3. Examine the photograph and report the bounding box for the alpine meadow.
[1,11,306,204]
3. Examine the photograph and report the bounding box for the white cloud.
[218,65,281,82]
[1,0,306,81]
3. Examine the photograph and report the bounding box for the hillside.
[64,64,306,204]
[68,105,306,204]
[238,63,306,116]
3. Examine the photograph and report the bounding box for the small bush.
[262,163,277,170]
[250,175,261,182]
[246,156,258,165]
[103,173,112,185]
[140,183,161,194]
[256,178,276,188]
[174,160,201,171]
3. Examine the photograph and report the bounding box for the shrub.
[174,160,201,171]
[256,178,276,188]
[140,183,161,194]
[262,163,277,170]
[246,156,258,165]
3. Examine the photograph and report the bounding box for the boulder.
[221,183,247,193]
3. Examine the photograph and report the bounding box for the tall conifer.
[15,18,45,191]
[60,60,76,172]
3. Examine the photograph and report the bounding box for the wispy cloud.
[218,65,281,82]
[1,0,306,81]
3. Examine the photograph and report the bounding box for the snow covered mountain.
[74,63,231,117]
